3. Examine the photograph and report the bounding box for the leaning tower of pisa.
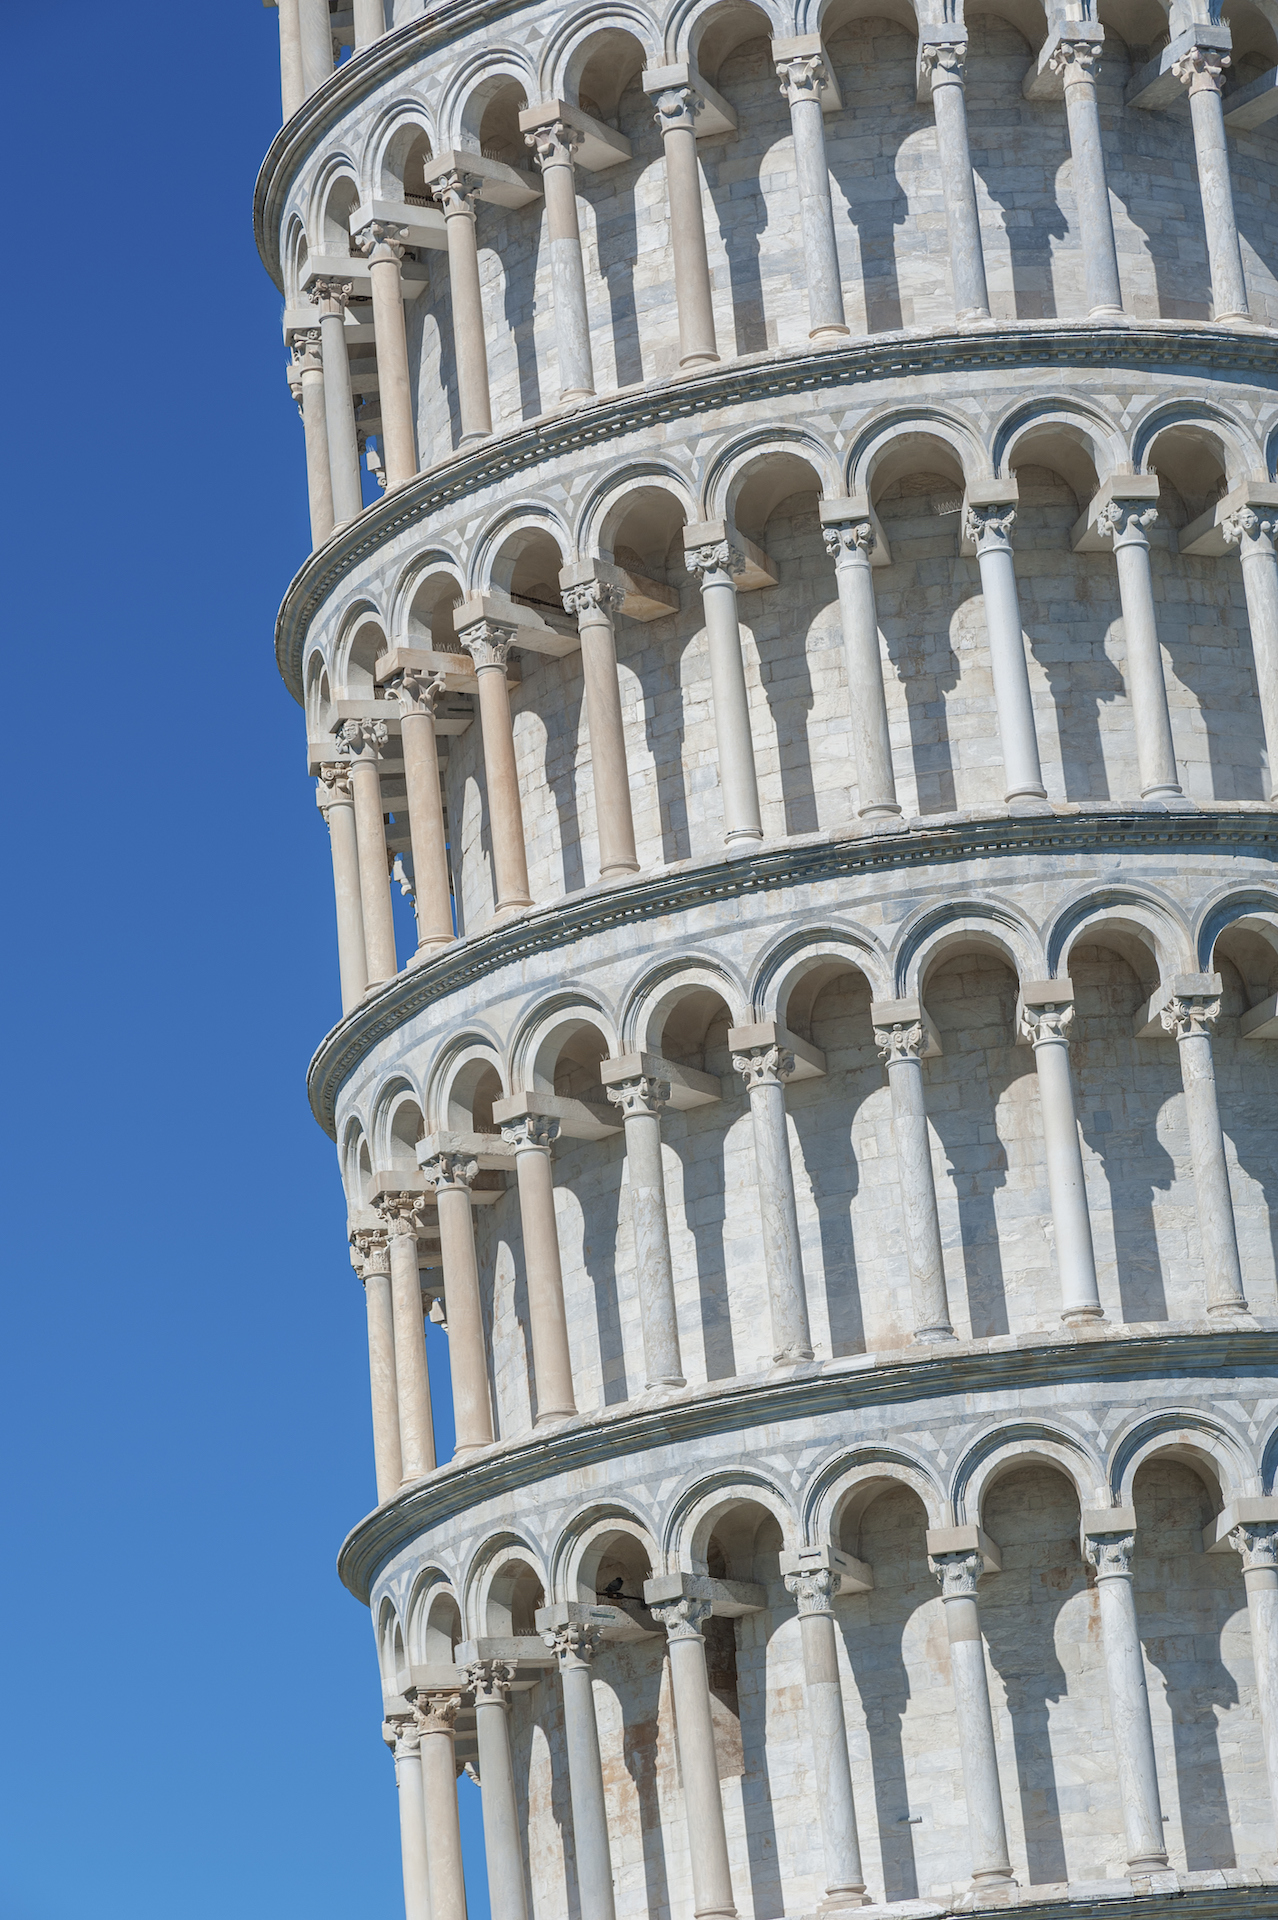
[258,0,1278,1913]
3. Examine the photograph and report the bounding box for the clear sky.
[3,7,488,1916]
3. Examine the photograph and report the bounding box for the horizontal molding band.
[272,324,1278,703]
[336,1325,1278,1602]
[306,806,1278,1137]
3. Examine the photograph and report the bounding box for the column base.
[410,938,455,965]
[818,1891,869,1912]
[857,802,904,820]
[956,306,993,324]
[724,830,765,857]
[459,428,491,446]
[647,1373,688,1390]
[1088,304,1127,321]
[1140,782,1185,801]
[915,1324,959,1344]
[808,325,850,345]
[1004,785,1049,804]
[1213,311,1252,325]
[559,386,595,403]
[680,351,721,368]
[1127,1853,1170,1874]
[600,859,642,880]
[362,976,395,996]
[494,895,534,917]
[534,1405,577,1425]
[1207,1297,1250,1316]
[1061,1305,1107,1324]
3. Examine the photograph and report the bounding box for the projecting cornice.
[336,1325,1278,1603]
[305,805,1278,1139]
[272,323,1278,705]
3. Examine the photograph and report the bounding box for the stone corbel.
[925,1522,1002,1573]
[559,556,679,624]
[349,196,447,252]
[1223,63,1278,130]
[916,25,968,105]
[819,492,893,568]
[641,62,738,137]
[643,1569,768,1616]
[1071,473,1161,552]
[420,148,542,211]
[1131,972,1221,1038]
[1080,1505,1137,1557]
[1203,1496,1278,1552]
[726,1018,826,1080]
[770,33,844,112]
[454,587,580,658]
[1015,977,1074,1046]
[683,519,778,591]
[869,995,943,1057]
[535,1598,656,1643]
[779,1542,874,1595]
[1022,19,1105,99]
[517,99,632,169]
[304,253,430,302]
[1180,481,1278,557]
[1125,24,1232,109]
[599,1050,721,1108]
[454,1635,558,1681]
[491,1088,623,1142]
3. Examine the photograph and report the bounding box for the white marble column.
[291,329,335,546]
[384,667,454,951]
[561,577,639,879]
[685,537,763,850]
[420,1148,494,1452]
[384,1713,432,1920]
[1230,1519,1278,1829]
[526,120,595,401]
[351,1229,401,1502]
[1173,46,1249,322]
[337,718,398,986]
[1096,499,1181,799]
[1021,990,1105,1322]
[784,1566,867,1907]
[931,1550,1016,1888]
[457,621,533,915]
[1160,982,1247,1314]
[873,1011,954,1341]
[313,278,364,527]
[775,52,848,343]
[1052,36,1124,317]
[731,1041,813,1363]
[412,1692,468,1920]
[498,1111,577,1421]
[821,516,900,817]
[297,0,333,97]
[375,1192,436,1482]
[646,1595,738,1919]
[467,1661,531,1920]
[605,1072,685,1387]
[919,41,991,322]
[275,0,305,120]
[431,169,493,442]
[964,501,1047,803]
[317,762,369,1012]
[1084,1526,1168,1872]
[651,86,719,367]
[353,0,384,48]
[353,220,418,491]
[544,1624,617,1920]
[1222,505,1278,799]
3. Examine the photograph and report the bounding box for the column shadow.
[568,1144,629,1406]
[735,1614,785,1918]
[616,1644,673,1920]
[748,566,820,838]
[534,664,587,895]
[669,1105,738,1382]
[825,20,917,333]
[788,1083,866,1357]
[487,211,543,421]
[625,606,691,865]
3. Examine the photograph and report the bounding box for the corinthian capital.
[776,53,830,102]
[1096,499,1159,544]
[920,40,967,84]
[543,1620,599,1667]
[648,1594,713,1641]
[317,761,355,808]
[875,1020,926,1065]
[311,275,355,308]
[733,1043,797,1090]
[383,1712,420,1757]
[466,1658,518,1704]
[1049,36,1102,83]
[562,578,625,621]
[525,119,582,168]
[337,716,390,760]
[962,502,1016,552]
[1020,1000,1074,1045]
[431,169,484,217]
[291,326,323,371]
[931,1549,984,1598]
[384,666,448,716]
[500,1112,560,1152]
[353,219,410,261]
[420,1149,479,1192]
[374,1190,427,1238]
[653,86,703,134]
[411,1690,461,1736]
[458,618,517,672]
[1160,992,1220,1040]
[1084,1530,1136,1578]
[685,540,745,583]
[823,519,876,562]
[1173,44,1230,93]
[607,1074,671,1119]
[1231,1521,1278,1571]
[784,1566,839,1614]
[1222,507,1278,551]
[350,1226,390,1277]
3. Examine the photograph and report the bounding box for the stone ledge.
[306,805,1278,1138]
[827,1875,1278,1917]
[335,1323,1278,1602]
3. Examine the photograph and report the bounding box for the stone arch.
[304,647,332,740]
[665,1468,797,1573]
[1044,883,1194,985]
[334,600,389,695]
[550,1502,661,1602]
[992,398,1125,506]
[426,1033,508,1133]
[749,923,893,1028]
[309,159,363,256]
[508,991,621,1094]
[671,0,786,71]
[283,213,309,305]
[580,466,698,574]
[1108,1408,1257,1511]
[377,1596,410,1695]
[542,7,662,105]
[701,428,841,529]
[388,549,468,648]
[620,955,749,1056]
[1132,401,1265,514]
[341,1116,372,1209]
[847,408,989,500]
[363,101,438,200]
[1194,883,1278,978]
[441,49,539,155]
[406,1570,464,1664]
[808,0,919,34]
[371,1076,427,1174]
[801,1442,947,1547]
[1261,1417,1278,1495]
[950,1420,1108,1528]
[466,1533,550,1636]
[469,503,574,609]
[892,896,1046,1000]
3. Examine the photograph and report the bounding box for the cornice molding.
[306,806,1278,1137]
[336,1325,1278,1602]
[273,323,1278,704]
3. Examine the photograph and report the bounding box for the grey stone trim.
[336,1325,1278,1601]
[306,806,1278,1137]
[273,324,1278,704]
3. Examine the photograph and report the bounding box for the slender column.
[313,279,364,527]
[964,502,1047,802]
[1084,1529,1168,1871]
[526,122,595,401]
[545,1625,616,1920]
[498,1113,577,1421]
[931,1551,1015,1887]
[605,1074,685,1387]
[317,763,369,1012]
[1230,1521,1278,1828]
[822,519,900,817]
[276,0,305,121]
[413,1694,468,1920]
[431,170,493,442]
[352,1229,401,1501]
[1160,986,1247,1313]
[297,0,333,96]
[920,43,990,322]
[1051,38,1124,317]
[873,1015,953,1341]
[291,329,335,546]
[731,1043,813,1362]
[385,668,454,950]
[685,539,763,849]
[561,578,639,878]
[647,1597,737,1919]
[337,719,398,985]
[784,1567,867,1907]
[776,55,848,342]
[1173,47,1249,322]
[353,221,417,490]
[457,622,532,914]
[652,87,719,367]
[376,1193,436,1483]
[1021,994,1104,1322]
[1095,499,1181,798]
[384,1714,432,1920]
[467,1662,530,1920]
[353,0,385,48]
[1222,506,1278,799]
[420,1150,494,1452]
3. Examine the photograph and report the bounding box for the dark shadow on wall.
[487,208,544,421]
[966,17,1070,321]
[1152,538,1270,803]
[704,36,778,355]
[480,1192,535,1433]
[788,1085,867,1357]
[533,661,587,896]
[631,607,692,866]
[616,1645,673,1920]
[873,481,965,814]
[734,1615,785,1918]
[1111,81,1214,322]
[825,18,916,333]
[565,1144,630,1406]
[588,76,650,389]
[1213,960,1278,1308]
[668,1103,739,1381]
[747,559,821,838]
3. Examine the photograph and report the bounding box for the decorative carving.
[317,762,355,812]
[1084,1531,1136,1578]
[648,1593,713,1641]
[1048,37,1102,83]
[412,1691,462,1736]
[962,503,1016,551]
[653,86,703,135]
[466,1658,518,1704]
[607,1074,672,1119]
[776,53,830,103]
[290,326,323,372]
[501,1112,561,1152]
[875,1020,926,1065]
[383,1712,420,1757]
[1020,1000,1075,1045]
[685,541,745,583]
[385,666,448,716]
[823,520,876,561]
[1231,1521,1278,1571]
[353,219,410,262]
[1172,44,1230,94]
[543,1621,599,1667]
[350,1226,391,1278]
[919,41,967,84]
[525,120,582,169]
[1160,993,1221,1040]
[562,579,625,621]
[431,169,485,217]
[932,1549,984,1598]
[784,1566,840,1615]
[310,275,355,309]
[375,1190,428,1238]
[337,716,390,760]
[1096,500,1159,544]
[733,1044,797,1090]
[421,1149,479,1192]
[458,619,518,672]
[1222,507,1278,551]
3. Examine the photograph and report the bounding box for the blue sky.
[3,7,486,1915]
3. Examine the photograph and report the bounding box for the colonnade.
[379,1506,1278,1917]
[282,20,1259,539]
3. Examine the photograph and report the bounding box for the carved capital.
[350,1226,391,1278]
[1020,999,1074,1045]
[875,1020,926,1065]
[607,1074,672,1119]
[412,1691,462,1736]
[1049,36,1102,83]
[375,1190,427,1238]
[562,579,625,621]
[649,1594,713,1641]
[459,619,517,671]
[466,1659,518,1705]
[653,86,703,134]
[920,41,967,84]
[383,1712,421,1757]
[336,716,390,761]
[1096,499,1159,545]
[733,1043,797,1090]
[421,1149,479,1193]
[311,275,355,309]
[823,519,876,561]
[290,326,323,371]
[685,540,745,584]
[353,219,410,261]
[1173,44,1229,93]
[1231,1521,1278,1572]
[1222,507,1278,552]
[932,1549,984,1599]
[784,1566,840,1615]
[544,1621,599,1668]
[1160,992,1221,1040]
[500,1112,561,1152]
[776,53,830,103]
[1084,1531,1136,1578]
[526,119,582,168]
[963,503,1016,552]
[431,169,484,217]
[385,666,448,717]
[317,762,355,811]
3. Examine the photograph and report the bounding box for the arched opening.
[380,124,435,204]
[446,1055,505,1135]
[485,1556,546,1635]
[342,613,388,694]
[410,1583,463,1664]
[568,30,649,122]
[486,525,571,624]
[320,174,361,257]
[404,569,465,650]
[693,1497,785,1786]
[599,485,689,584]
[459,76,533,168]
[386,1095,425,1173]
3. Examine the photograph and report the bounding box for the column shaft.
[1023,1002,1104,1321]
[551,1632,616,1920]
[924,53,990,321]
[1086,1533,1168,1871]
[1101,505,1180,798]
[734,1047,812,1362]
[435,174,493,441]
[416,1699,468,1920]
[361,231,417,489]
[608,1079,684,1387]
[296,337,336,546]
[388,1723,432,1920]
[1162,994,1246,1313]
[876,1021,953,1341]
[967,508,1046,802]
[427,1164,495,1451]
[318,767,368,1013]
[276,0,305,120]
[687,545,762,848]
[297,0,333,96]
[353,0,384,48]
[778,65,847,340]
[651,1602,737,1920]
[653,89,719,366]
[461,628,532,913]
[1224,513,1278,800]
[787,1573,866,1905]
[1235,1526,1278,1829]
[341,724,398,984]
[565,584,638,878]
[384,1206,436,1482]
[1177,52,1249,321]
[317,289,364,526]
[529,127,595,400]
[470,1669,530,1920]
[1057,50,1123,315]
[386,672,454,949]
[503,1119,577,1421]
[933,1553,1015,1886]
[825,521,899,816]
[358,1238,402,1502]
